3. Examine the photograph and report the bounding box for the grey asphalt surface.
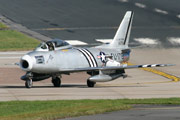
[61,105,180,120]
[0,0,179,47]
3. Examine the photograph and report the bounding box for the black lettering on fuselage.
[111,53,121,61]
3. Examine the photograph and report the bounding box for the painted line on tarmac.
[167,37,180,45]
[65,40,88,45]
[0,57,21,59]
[0,51,28,55]
[96,39,112,43]
[128,63,180,82]
[154,8,168,15]
[135,3,146,9]
[177,14,180,19]
[118,0,129,3]
[36,26,118,31]
[134,38,159,45]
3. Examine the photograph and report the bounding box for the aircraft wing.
[62,64,174,72]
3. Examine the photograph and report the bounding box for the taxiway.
[61,105,180,120]
[0,48,179,101]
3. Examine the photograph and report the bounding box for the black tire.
[52,77,61,87]
[25,79,32,88]
[87,80,96,87]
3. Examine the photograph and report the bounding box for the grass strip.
[0,30,40,51]
[0,22,40,51]
[0,98,180,120]
[0,22,8,29]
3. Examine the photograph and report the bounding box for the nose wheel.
[52,77,61,87]
[25,79,33,88]
[87,80,96,87]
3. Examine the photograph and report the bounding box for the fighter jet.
[20,11,172,88]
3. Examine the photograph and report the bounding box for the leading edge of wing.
[61,64,174,72]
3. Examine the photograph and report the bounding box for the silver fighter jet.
[19,11,173,88]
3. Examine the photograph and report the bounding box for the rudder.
[109,11,134,48]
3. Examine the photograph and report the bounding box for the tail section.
[109,11,134,48]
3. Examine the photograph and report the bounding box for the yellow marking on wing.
[128,62,180,82]
[61,49,69,52]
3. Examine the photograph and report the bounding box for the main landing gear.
[87,80,96,87]
[52,77,61,87]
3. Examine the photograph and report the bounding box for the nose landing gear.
[21,72,33,88]
[25,79,33,88]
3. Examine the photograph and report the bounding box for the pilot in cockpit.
[35,39,72,52]
[46,42,54,51]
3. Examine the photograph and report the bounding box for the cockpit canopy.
[35,39,72,51]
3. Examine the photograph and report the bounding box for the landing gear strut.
[87,80,96,87]
[52,77,61,87]
[25,79,33,88]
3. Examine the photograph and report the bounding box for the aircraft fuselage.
[20,47,130,74]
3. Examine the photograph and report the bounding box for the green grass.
[0,30,40,51]
[0,22,40,51]
[0,98,180,120]
[0,22,8,29]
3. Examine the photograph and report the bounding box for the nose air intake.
[20,55,33,71]
[21,60,29,68]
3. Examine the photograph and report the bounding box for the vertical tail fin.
[109,11,134,48]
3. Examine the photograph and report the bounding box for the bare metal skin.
[19,11,173,88]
